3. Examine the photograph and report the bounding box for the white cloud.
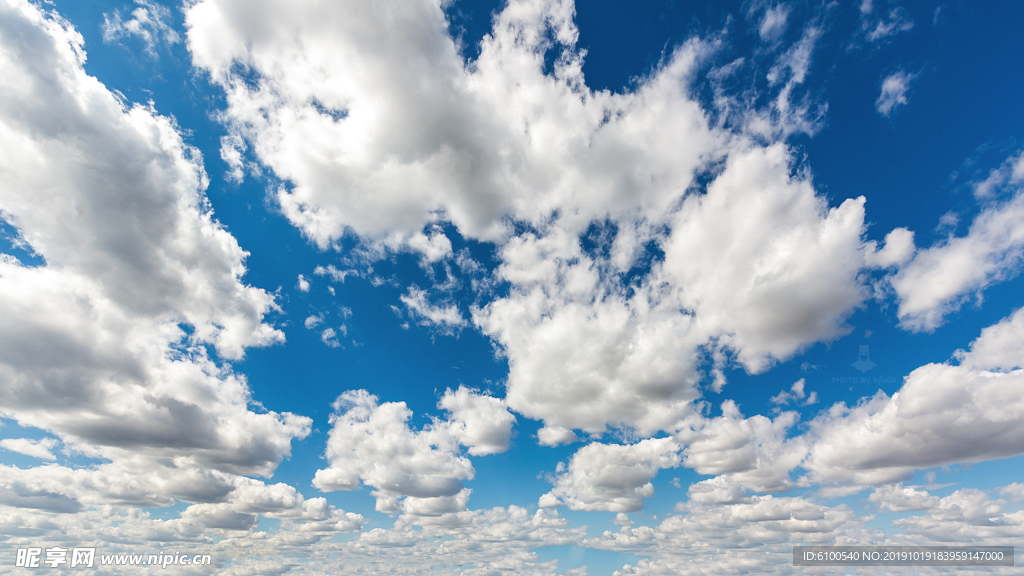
[537,426,578,447]
[583,495,859,574]
[400,286,466,331]
[304,314,323,329]
[805,307,1024,485]
[320,327,341,348]
[314,388,513,514]
[876,70,914,117]
[758,4,790,42]
[407,226,453,264]
[660,144,871,375]
[677,401,805,493]
[102,0,181,56]
[893,488,1024,542]
[973,149,1024,200]
[859,3,914,42]
[183,0,902,441]
[313,264,355,283]
[770,378,817,407]
[869,484,940,512]
[0,0,314,527]
[0,437,57,460]
[296,274,310,292]
[541,438,681,512]
[184,0,722,246]
[439,387,516,456]
[892,184,1024,331]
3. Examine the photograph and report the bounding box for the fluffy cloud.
[805,307,1024,485]
[583,495,859,575]
[0,0,320,537]
[313,388,514,514]
[541,438,681,512]
[876,70,914,117]
[869,484,940,512]
[184,0,905,440]
[0,437,57,460]
[892,182,1024,331]
[678,401,805,493]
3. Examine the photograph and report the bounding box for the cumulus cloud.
[541,438,681,512]
[892,175,1024,331]
[677,401,806,493]
[0,438,57,461]
[439,386,517,456]
[182,0,905,441]
[0,0,316,528]
[313,388,513,514]
[876,70,914,117]
[804,307,1024,485]
[583,494,859,574]
[869,484,940,512]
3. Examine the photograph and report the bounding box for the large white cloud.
[804,307,1024,485]
[0,0,321,533]
[184,0,905,440]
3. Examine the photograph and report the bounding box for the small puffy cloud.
[304,314,323,329]
[400,286,466,332]
[407,226,453,264]
[864,227,916,268]
[542,438,681,512]
[876,70,915,117]
[439,387,516,456]
[320,327,341,348]
[102,0,181,55]
[537,426,578,447]
[0,438,57,460]
[869,484,940,512]
[770,378,807,405]
[296,274,310,292]
[313,264,354,283]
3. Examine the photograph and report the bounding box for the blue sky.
[1,0,1023,574]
